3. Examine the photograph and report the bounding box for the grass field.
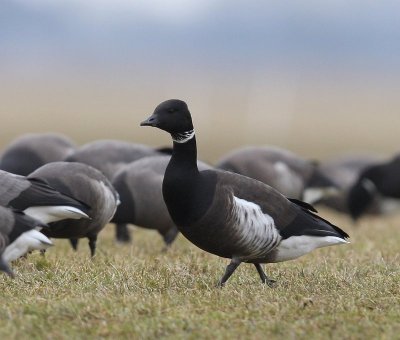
[1,209,399,339]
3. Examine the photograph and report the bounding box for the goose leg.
[0,259,14,278]
[160,226,179,251]
[217,259,241,287]
[69,238,79,251]
[88,235,97,257]
[115,223,131,243]
[254,263,276,287]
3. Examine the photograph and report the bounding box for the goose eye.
[167,108,176,113]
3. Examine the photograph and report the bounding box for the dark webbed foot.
[254,263,276,287]
[115,223,132,243]
[217,259,241,287]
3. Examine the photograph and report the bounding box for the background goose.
[347,154,400,220]
[141,99,349,286]
[29,162,119,256]
[0,169,90,224]
[216,146,337,204]
[0,207,50,277]
[317,154,383,214]
[64,139,169,242]
[112,155,210,248]
[0,133,76,176]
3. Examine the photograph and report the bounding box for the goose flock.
[0,99,398,285]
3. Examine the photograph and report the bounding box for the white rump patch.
[2,230,53,263]
[303,187,339,204]
[379,198,400,215]
[24,206,89,224]
[98,181,118,222]
[273,235,349,262]
[231,196,281,259]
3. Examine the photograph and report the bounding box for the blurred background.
[1,0,399,162]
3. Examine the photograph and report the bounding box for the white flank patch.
[274,161,291,176]
[273,235,349,262]
[24,206,89,224]
[2,230,53,263]
[232,196,281,259]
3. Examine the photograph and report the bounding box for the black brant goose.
[65,139,169,243]
[29,162,119,256]
[317,154,383,215]
[0,133,75,176]
[141,99,349,286]
[0,207,50,277]
[347,154,400,220]
[112,155,210,248]
[0,169,90,224]
[217,146,337,204]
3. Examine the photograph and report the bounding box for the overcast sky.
[2,0,400,76]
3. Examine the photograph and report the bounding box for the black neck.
[169,135,199,173]
[163,132,217,227]
[163,134,204,226]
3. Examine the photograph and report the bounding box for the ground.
[1,209,399,339]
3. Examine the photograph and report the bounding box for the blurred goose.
[65,139,168,242]
[141,99,349,286]
[317,154,383,214]
[0,169,90,223]
[112,155,210,248]
[29,162,119,256]
[0,207,51,277]
[0,133,75,176]
[348,154,400,220]
[217,146,337,204]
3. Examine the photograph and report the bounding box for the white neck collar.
[171,129,195,143]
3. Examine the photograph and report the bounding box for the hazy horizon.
[1,0,399,162]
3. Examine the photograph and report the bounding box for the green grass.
[1,209,400,339]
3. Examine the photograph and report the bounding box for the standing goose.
[65,140,169,243]
[0,170,90,223]
[216,146,337,204]
[112,155,210,248]
[0,133,76,176]
[29,162,119,256]
[141,99,349,286]
[0,207,51,277]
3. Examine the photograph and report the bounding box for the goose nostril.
[140,115,158,127]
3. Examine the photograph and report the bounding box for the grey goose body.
[64,139,167,242]
[29,162,119,256]
[0,206,51,277]
[112,155,210,247]
[0,133,75,176]
[0,169,90,224]
[141,99,349,286]
[217,146,337,204]
[64,140,161,180]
